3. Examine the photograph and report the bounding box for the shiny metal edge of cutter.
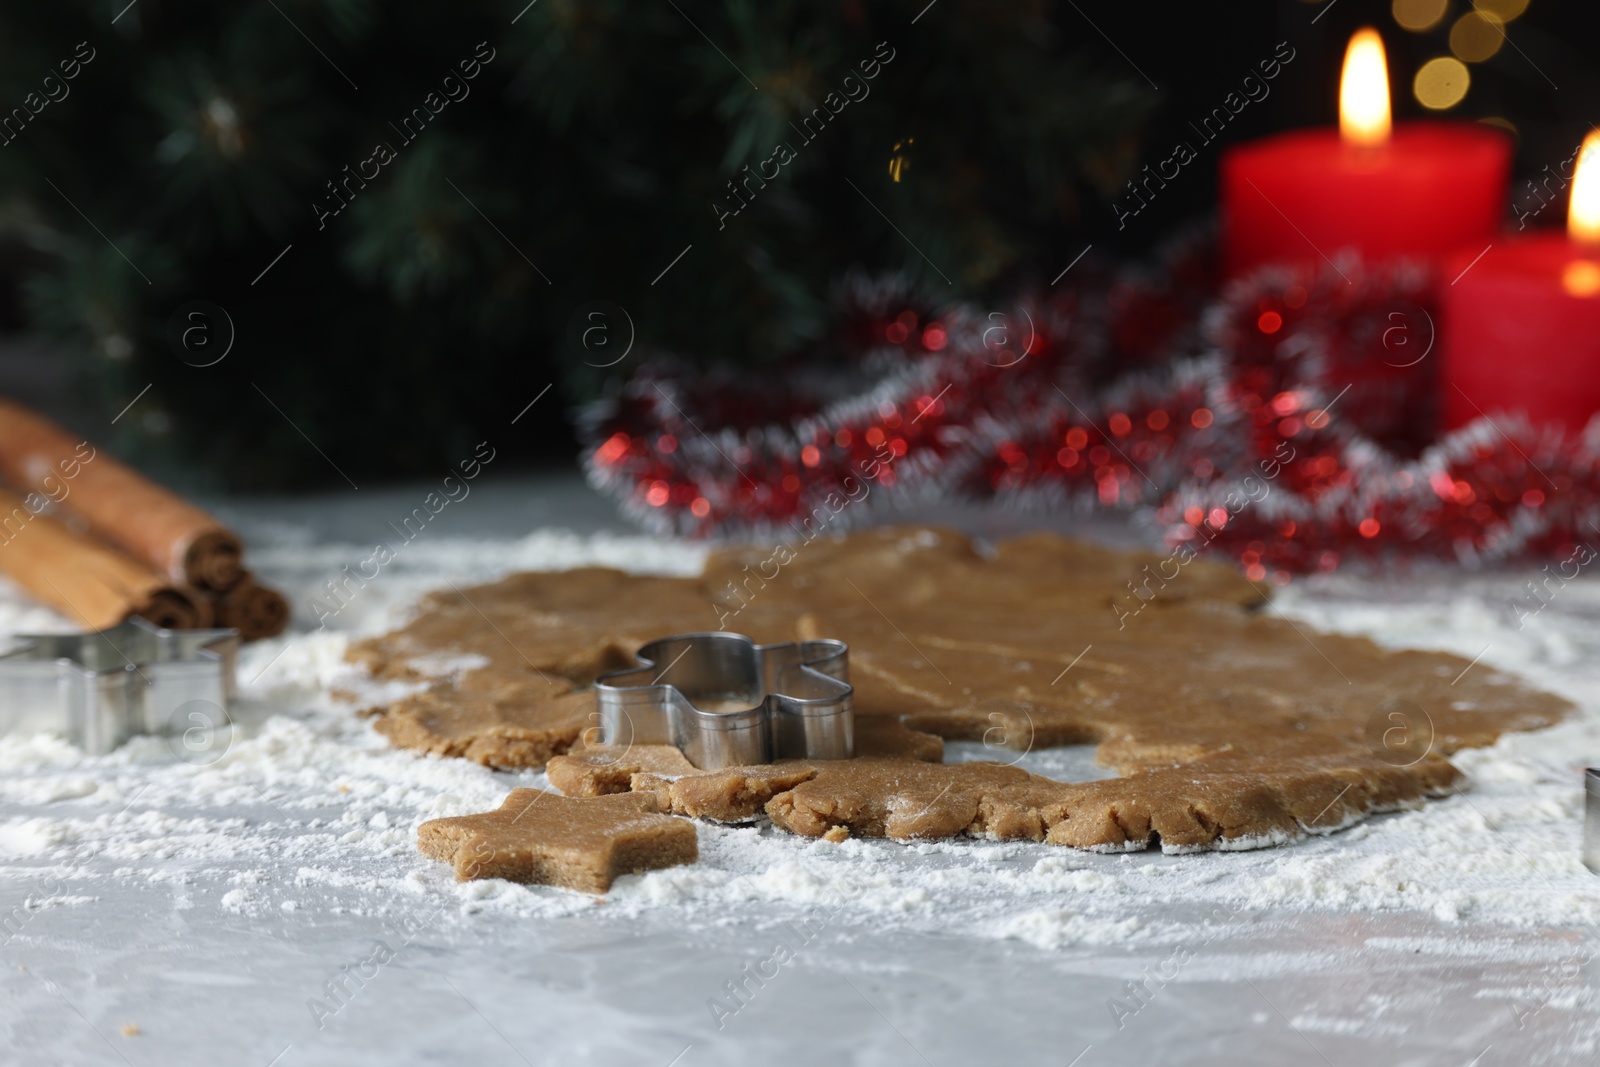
[1586,768,1600,875]
[595,632,854,770]
[0,618,239,756]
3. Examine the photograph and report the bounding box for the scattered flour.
[987,909,1145,950]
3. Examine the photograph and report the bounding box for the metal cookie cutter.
[1586,769,1600,875]
[595,632,854,770]
[0,618,239,755]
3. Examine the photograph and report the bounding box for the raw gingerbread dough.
[416,788,697,892]
[559,745,1458,850]
[360,527,1571,853]
[547,716,947,825]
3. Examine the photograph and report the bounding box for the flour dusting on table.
[0,528,1597,970]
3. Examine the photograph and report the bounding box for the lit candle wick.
[1339,28,1390,150]
[1564,132,1600,296]
[1568,130,1600,246]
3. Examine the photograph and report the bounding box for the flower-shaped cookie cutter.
[595,632,854,770]
[0,618,239,755]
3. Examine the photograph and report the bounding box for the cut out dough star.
[417,788,696,893]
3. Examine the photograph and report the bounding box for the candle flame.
[1569,131,1600,245]
[1340,29,1391,148]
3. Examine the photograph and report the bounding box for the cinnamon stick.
[0,489,211,630]
[0,399,245,592]
[212,574,290,641]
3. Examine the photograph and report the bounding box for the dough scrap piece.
[416,788,696,892]
[360,526,1572,854]
[551,718,945,824]
[755,749,1461,850]
[548,744,700,797]
[547,715,944,798]
[618,746,1461,851]
[636,762,819,823]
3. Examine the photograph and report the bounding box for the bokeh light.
[1474,0,1530,21]
[1450,11,1506,63]
[1562,261,1600,298]
[1392,0,1448,32]
[1414,56,1470,109]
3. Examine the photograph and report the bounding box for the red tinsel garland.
[580,238,1600,577]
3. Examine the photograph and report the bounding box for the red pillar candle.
[1440,133,1600,433]
[1221,29,1510,277]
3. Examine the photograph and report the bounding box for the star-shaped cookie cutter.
[0,618,239,755]
[595,632,854,770]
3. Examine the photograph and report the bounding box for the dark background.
[0,0,1595,491]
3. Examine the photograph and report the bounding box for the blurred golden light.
[1569,131,1600,244]
[1474,0,1530,22]
[1340,29,1391,147]
[1450,11,1506,62]
[1414,57,1470,109]
[889,138,914,183]
[1563,261,1600,297]
[1393,0,1448,32]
